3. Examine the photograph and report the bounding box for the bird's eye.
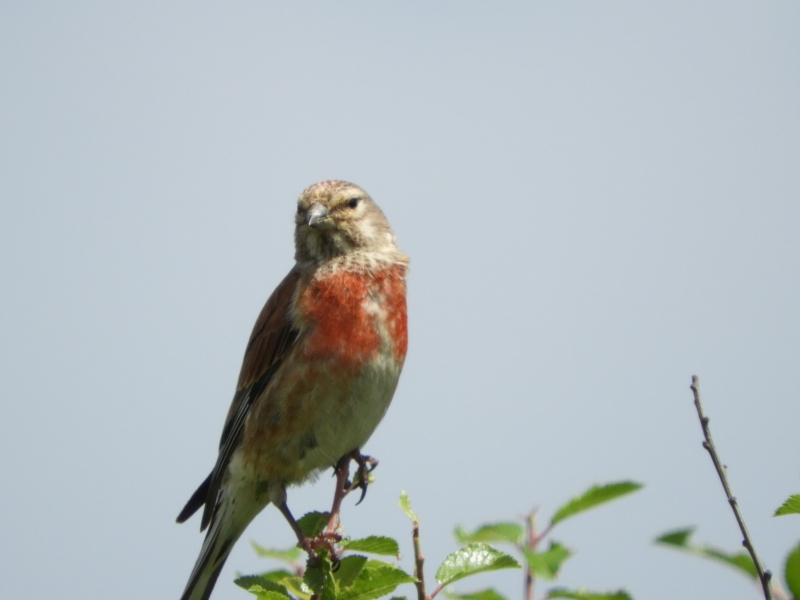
[347,198,359,209]
[297,205,304,215]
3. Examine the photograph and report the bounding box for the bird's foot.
[323,450,380,543]
[300,536,319,564]
[346,451,378,505]
[309,533,342,563]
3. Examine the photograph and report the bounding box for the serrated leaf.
[444,588,508,600]
[297,511,330,538]
[335,555,369,589]
[654,527,757,580]
[338,559,416,600]
[246,586,296,600]
[251,541,304,564]
[550,482,643,527]
[400,491,419,522]
[785,543,800,600]
[236,570,295,586]
[282,575,313,599]
[654,527,695,548]
[775,494,800,517]
[523,542,573,580]
[435,543,521,587]
[701,548,758,579]
[304,550,336,600]
[547,588,632,600]
[234,575,293,599]
[240,570,311,598]
[454,523,524,545]
[344,536,400,556]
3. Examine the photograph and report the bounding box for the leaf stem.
[690,375,773,600]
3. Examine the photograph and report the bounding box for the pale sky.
[1,3,799,600]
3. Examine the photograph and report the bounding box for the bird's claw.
[347,452,378,505]
[309,533,342,563]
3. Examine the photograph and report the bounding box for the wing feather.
[177,268,302,530]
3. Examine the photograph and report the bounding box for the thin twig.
[523,512,536,600]
[412,521,428,600]
[690,375,773,600]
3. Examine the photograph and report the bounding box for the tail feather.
[177,473,212,526]
[179,480,269,600]
[180,523,234,600]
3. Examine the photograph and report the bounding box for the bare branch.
[690,375,773,600]
[524,512,536,600]
[412,521,428,600]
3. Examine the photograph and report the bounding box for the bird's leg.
[325,453,352,536]
[277,500,340,562]
[321,449,379,546]
[346,449,378,505]
[276,500,317,559]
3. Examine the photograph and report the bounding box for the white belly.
[301,353,402,476]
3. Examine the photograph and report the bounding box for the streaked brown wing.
[177,268,301,530]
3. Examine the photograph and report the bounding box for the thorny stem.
[412,521,429,600]
[690,376,773,600]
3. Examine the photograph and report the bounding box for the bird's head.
[294,180,403,267]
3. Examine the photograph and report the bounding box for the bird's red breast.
[235,263,407,482]
[296,265,408,368]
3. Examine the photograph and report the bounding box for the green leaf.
[547,588,632,600]
[338,559,416,600]
[238,570,311,599]
[335,555,369,589]
[435,543,521,587]
[654,527,757,580]
[304,550,336,600]
[654,527,695,547]
[523,542,573,580]
[550,482,643,527]
[701,549,758,579]
[785,543,800,600]
[282,575,313,599]
[343,536,401,556]
[400,491,419,522]
[297,511,330,538]
[444,589,508,600]
[454,523,524,545]
[245,586,296,600]
[251,541,304,564]
[234,575,293,599]
[775,494,800,517]
[236,570,295,585]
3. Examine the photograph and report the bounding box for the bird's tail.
[179,489,267,600]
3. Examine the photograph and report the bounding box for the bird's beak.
[306,203,330,228]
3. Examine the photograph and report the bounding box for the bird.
[176,180,409,600]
